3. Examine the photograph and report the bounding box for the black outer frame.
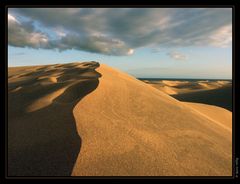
[1,0,239,182]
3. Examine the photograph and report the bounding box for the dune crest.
[8,61,101,176]
[8,62,232,176]
[144,79,231,95]
[72,64,232,176]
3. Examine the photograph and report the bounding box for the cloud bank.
[8,14,48,48]
[8,8,232,55]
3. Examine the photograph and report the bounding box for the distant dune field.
[172,86,232,111]
[142,79,232,111]
[8,62,232,176]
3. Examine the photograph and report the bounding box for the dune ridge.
[72,64,232,176]
[8,61,101,176]
[142,79,232,111]
[8,62,232,176]
[143,79,232,96]
[172,86,232,111]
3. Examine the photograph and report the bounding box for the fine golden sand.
[8,61,232,176]
[142,79,232,111]
[143,79,232,95]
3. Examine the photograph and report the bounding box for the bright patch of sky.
[8,8,232,79]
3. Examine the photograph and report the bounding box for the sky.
[8,8,232,79]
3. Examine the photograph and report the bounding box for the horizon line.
[137,77,232,80]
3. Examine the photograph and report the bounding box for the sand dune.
[142,79,232,111]
[172,86,232,111]
[8,61,101,176]
[183,102,232,131]
[72,64,232,176]
[8,62,232,176]
[143,79,232,95]
[162,80,190,87]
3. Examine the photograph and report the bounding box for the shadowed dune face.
[142,79,232,111]
[8,62,232,176]
[142,80,232,94]
[8,61,101,176]
[172,86,232,111]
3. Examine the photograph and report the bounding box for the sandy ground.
[142,79,232,111]
[8,62,101,176]
[8,62,232,176]
[142,79,232,95]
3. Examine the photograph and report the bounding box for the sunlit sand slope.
[72,64,232,176]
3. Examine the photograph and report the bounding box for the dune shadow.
[8,61,101,176]
[171,86,232,111]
